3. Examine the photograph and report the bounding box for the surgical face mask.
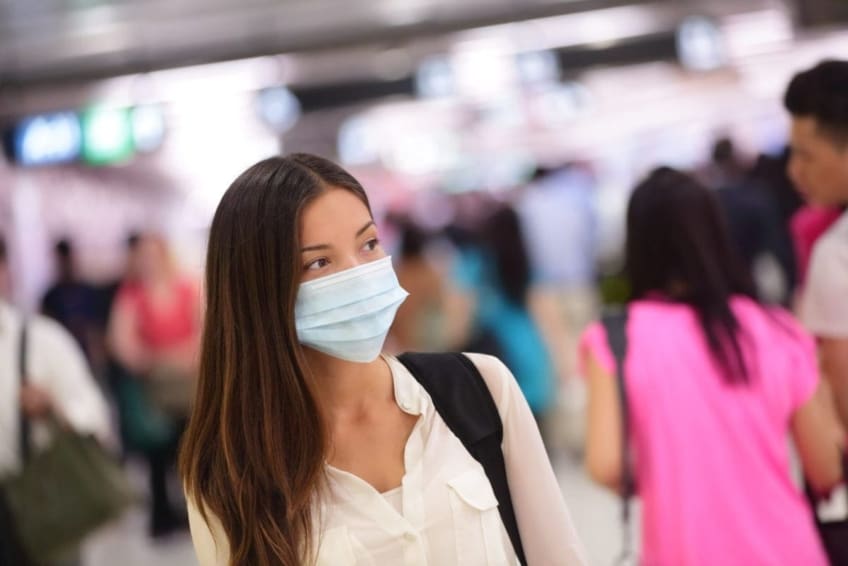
[294,256,408,363]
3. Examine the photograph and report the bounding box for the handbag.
[0,321,136,564]
[113,365,177,453]
[806,454,848,565]
[0,490,34,566]
[144,364,196,417]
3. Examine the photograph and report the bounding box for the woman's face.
[299,188,384,283]
[135,235,168,280]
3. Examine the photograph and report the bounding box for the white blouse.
[187,354,587,566]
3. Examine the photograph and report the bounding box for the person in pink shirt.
[108,232,201,538]
[580,167,845,566]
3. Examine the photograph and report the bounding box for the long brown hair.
[180,154,372,565]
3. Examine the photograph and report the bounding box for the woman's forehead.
[300,189,373,241]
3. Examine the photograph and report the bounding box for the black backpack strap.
[601,310,635,565]
[397,352,527,566]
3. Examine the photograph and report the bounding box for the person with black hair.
[387,219,445,352]
[579,168,844,565]
[518,165,598,390]
[452,205,558,426]
[701,138,797,304]
[785,59,848,428]
[709,137,747,188]
[41,239,98,362]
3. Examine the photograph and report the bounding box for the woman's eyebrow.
[301,221,375,253]
[356,221,376,237]
[301,243,330,253]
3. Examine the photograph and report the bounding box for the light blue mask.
[294,256,409,363]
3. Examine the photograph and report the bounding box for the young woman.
[581,167,845,566]
[451,206,559,427]
[109,232,201,537]
[180,154,587,566]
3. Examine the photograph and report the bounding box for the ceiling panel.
[0,0,655,86]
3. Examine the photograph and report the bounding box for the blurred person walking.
[452,205,562,438]
[580,168,844,566]
[517,165,599,454]
[180,154,587,566]
[387,219,446,352]
[749,148,806,298]
[108,232,201,538]
[785,60,848,429]
[708,139,795,304]
[517,165,598,375]
[0,234,113,565]
[41,239,99,363]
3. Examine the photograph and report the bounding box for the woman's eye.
[363,238,380,252]
[305,258,329,271]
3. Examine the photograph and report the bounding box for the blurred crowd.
[1,230,202,564]
[1,59,847,566]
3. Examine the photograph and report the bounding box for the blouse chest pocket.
[315,526,375,566]
[447,468,516,566]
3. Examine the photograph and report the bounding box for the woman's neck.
[305,351,393,418]
[141,270,176,293]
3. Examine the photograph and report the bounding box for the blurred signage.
[81,106,134,166]
[3,103,167,167]
[10,112,82,166]
[131,104,167,153]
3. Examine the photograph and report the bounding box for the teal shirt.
[453,249,555,415]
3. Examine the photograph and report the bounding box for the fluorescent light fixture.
[677,16,727,71]
[256,86,302,133]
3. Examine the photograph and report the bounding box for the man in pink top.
[785,60,848,429]
[790,205,843,286]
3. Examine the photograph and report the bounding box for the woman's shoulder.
[577,300,687,345]
[463,352,510,379]
[732,298,813,347]
[462,353,515,413]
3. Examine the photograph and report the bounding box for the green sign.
[80,106,134,165]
